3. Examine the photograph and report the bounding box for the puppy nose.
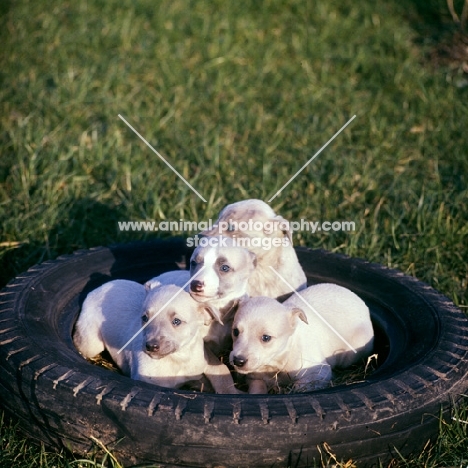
[233,356,247,368]
[190,280,204,293]
[145,341,160,352]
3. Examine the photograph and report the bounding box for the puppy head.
[188,238,256,307]
[229,296,307,374]
[201,199,292,257]
[141,285,220,359]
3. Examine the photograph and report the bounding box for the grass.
[0,411,128,468]
[1,0,468,466]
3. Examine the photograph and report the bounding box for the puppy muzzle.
[190,279,204,293]
[231,355,248,369]
[144,339,176,359]
[189,287,220,302]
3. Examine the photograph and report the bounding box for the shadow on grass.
[392,0,467,51]
[0,0,11,30]
[392,0,455,31]
[0,198,130,289]
[0,0,12,92]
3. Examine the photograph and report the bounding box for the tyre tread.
[0,242,467,467]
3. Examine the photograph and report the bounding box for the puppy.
[202,199,307,300]
[230,283,374,393]
[145,238,257,354]
[74,280,238,393]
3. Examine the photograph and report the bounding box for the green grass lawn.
[1,0,467,466]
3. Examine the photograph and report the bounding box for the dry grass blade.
[447,0,461,23]
[446,0,468,30]
[87,353,121,373]
[462,0,468,30]
[88,436,124,468]
[318,442,357,468]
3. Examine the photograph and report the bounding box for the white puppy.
[230,283,374,393]
[74,280,237,393]
[145,238,257,354]
[202,199,307,300]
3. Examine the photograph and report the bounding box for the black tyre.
[0,238,467,467]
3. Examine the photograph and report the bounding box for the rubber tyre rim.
[0,238,467,467]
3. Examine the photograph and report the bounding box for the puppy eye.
[261,335,271,343]
[190,260,197,268]
[172,318,182,326]
[232,328,239,337]
[141,315,149,323]
[220,264,230,273]
[227,224,235,232]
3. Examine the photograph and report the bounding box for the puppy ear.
[144,279,161,292]
[200,305,224,326]
[290,307,308,326]
[248,251,257,268]
[237,294,249,308]
[273,215,292,242]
